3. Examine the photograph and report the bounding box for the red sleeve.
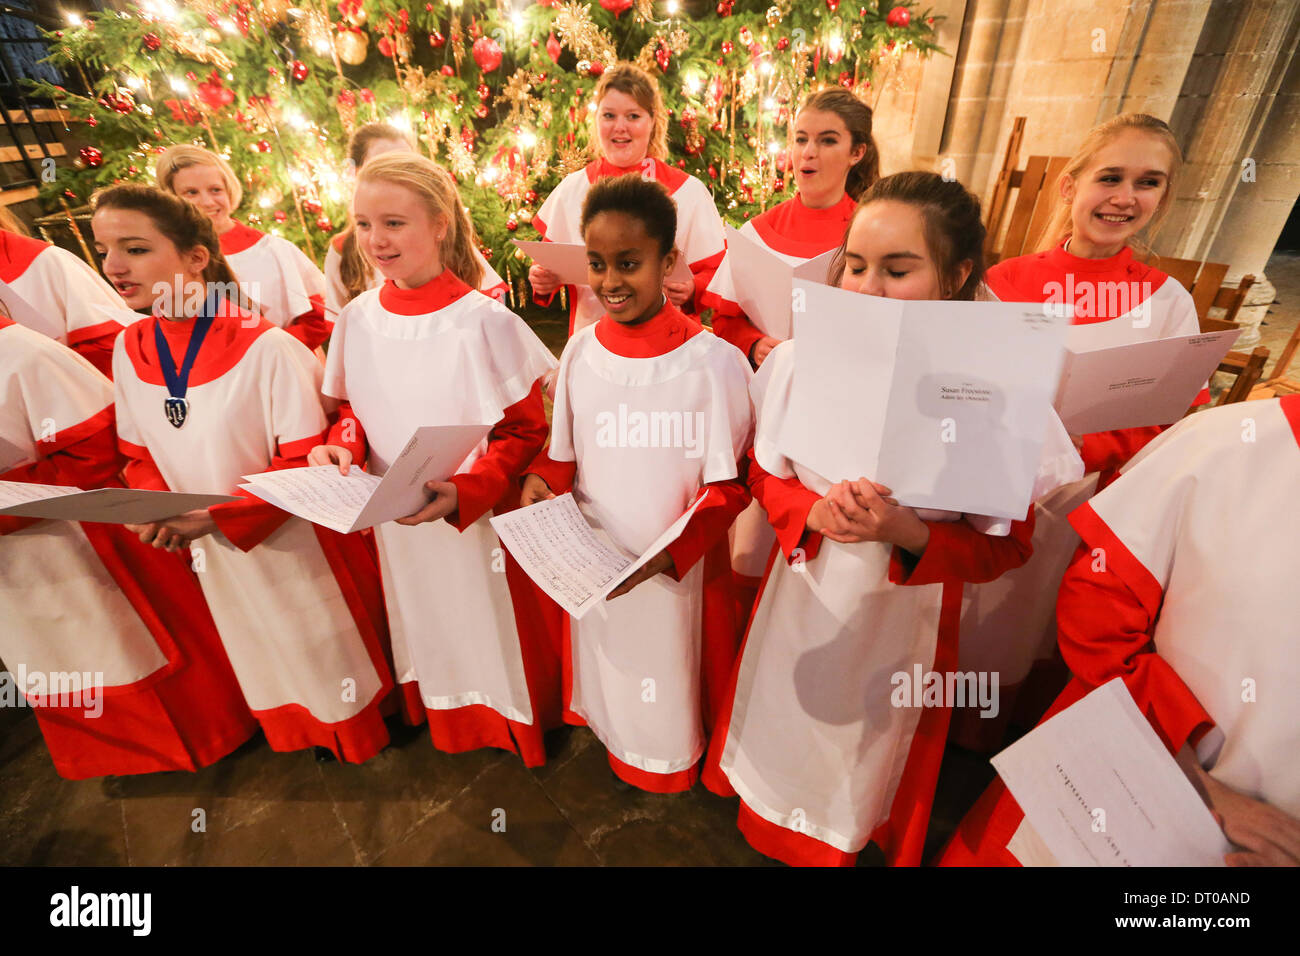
[69,332,120,379]
[1081,425,1164,488]
[710,308,767,365]
[325,401,368,467]
[0,408,122,535]
[208,431,325,552]
[746,447,824,562]
[1056,506,1216,753]
[525,446,577,496]
[447,379,549,530]
[118,437,171,492]
[664,477,751,579]
[685,249,726,317]
[283,294,332,352]
[888,506,1036,587]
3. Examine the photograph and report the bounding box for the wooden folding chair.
[984,117,1071,264]
[1248,318,1300,400]
[1151,255,1253,322]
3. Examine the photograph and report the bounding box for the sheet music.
[721,226,835,339]
[0,482,239,523]
[0,279,64,340]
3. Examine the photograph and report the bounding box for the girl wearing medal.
[308,154,561,767]
[92,184,395,764]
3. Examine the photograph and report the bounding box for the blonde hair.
[355,153,484,289]
[1037,113,1182,254]
[0,204,28,236]
[591,62,668,161]
[155,143,244,209]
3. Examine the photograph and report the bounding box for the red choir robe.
[527,300,754,792]
[940,394,1300,865]
[218,221,331,352]
[113,301,394,762]
[700,191,858,360]
[952,240,1211,752]
[700,339,1035,866]
[532,158,727,334]
[322,270,562,767]
[0,318,255,778]
[0,228,133,377]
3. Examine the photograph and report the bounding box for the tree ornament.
[589,60,605,76]
[600,0,634,17]
[78,146,103,169]
[738,26,753,48]
[655,44,670,72]
[721,41,733,54]
[316,215,333,232]
[517,208,533,224]
[336,28,368,64]
[838,71,852,87]
[477,82,491,101]
[474,104,489,118]
[525,189,537,203]
[766,5,782,26]
[472,36,503,72]
[430,30,446,48]
[707,164,717,179]
[886,6,911,27]
[546,31,561,63]
[261,0,291,25]
[303,197,323,215]
[341,1,367,28]
[825,0,840,9]
[86,115,98,127]
[273,209,288,223]
[676,159,686,169]
[776,35,790,51]
[377,36,395,58]
[441,65,455,76]
[506,217,518,232]
[717,0,733,15]
[256,139,272,153]
[142,33,161,52]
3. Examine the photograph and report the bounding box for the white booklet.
[992,678,1231,867]
[721,225,835,339]
[1055,328,1240,434]
[512,239,693,287]
[239,424,490,534]
[0,480,238,523]
[780,280,1069,519]
[490,491,707,619]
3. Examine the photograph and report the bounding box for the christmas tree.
[35,0,939,308]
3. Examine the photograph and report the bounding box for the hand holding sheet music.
[0,481,238,524]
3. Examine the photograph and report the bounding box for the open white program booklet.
[992,678,1231,867]
[240,424,490,534]
[720,225,836,339]
[0,481,238,524]
[512,239,693,288]
[490,491,707,619]
[780,280,1069,520]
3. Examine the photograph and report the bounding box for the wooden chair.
[1152,255,1255,322]
[984,117,1071,264]
[1248,318,1300,400]
[1197,316,1270,407]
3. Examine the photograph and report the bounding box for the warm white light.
[511,11,524,29]
[767,141,780,154]
[388,112,412,132]
[518,129,537,149]
[759,61,773,76]
[587,100,597,111]
[828,33,843,55]
[65,12,83,27]
[170,77,189,95]
[763,97,776,111]
[667,0,680,13]
[483,168,500,183]
[683,74,701,96]
[259,194,275,209]
[222,19,238,34]
[124,74,144,91]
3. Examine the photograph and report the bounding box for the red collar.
[750,193,858,258]
[1046,241,1136,276]
[0,228,51,282]
[124,300,271,387]
[218,221,266,256]
[586,157,689,193]
[0,315,14,330]
[1281,394,1300,449]
[594,299,701,357]
[331,232,347,254]
[377,270,473,315]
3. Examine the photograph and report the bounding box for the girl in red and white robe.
[93,183,393,763]
[312,154,561,767]
[523,174,753,793]
[697,87,880,613]
[940,395,1300,866]
[529,62,725,337]
[0,214,131,377]
[0,317,255,779]
[156,144,330,352]
[953,113,1209,752]
[702,173,1040,866]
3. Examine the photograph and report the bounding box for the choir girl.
[156,144,331,352]
[0,205,130,377]
[323,121,507,316]
[941,395,1300,866]
[92,183,394,763]
[0,307,255,779]
[521,174,754,793]
[702,172,1039,866]
[953,112,1207,752]
[309,154,561,768]
[529,61,727,336]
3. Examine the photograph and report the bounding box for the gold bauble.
[517,208,533,224]
[336,31,369,66]
[261,0,290,25]
[345,6,368,28]
[203,28,222,44]
[766,5,782,26]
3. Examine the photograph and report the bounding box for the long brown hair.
[0,204,29,236]
[355,153,484,289]
[797,87,881,200]
[1035,112,1182,254]
[591,61,669,161]
[828,171,986,301]
[339,122,416,303]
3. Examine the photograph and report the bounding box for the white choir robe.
[953,242,1209,752]
[219,221,331,354]
[321,270,561,767]
[532,157,726,335]
[532,301,754,792]
[0,319,254,779]
[0,228,132,378]
[701,340,1036,866]
[941,395,1300,865]
[112,303,394,763]
[323,231,508,318]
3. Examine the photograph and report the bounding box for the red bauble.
[273,210,287,223]
[546,31,561,64]
[600,0,634,17]
[440,65,455,76]
[838,71,853,87]
[710,121,724,133]
[78,146,103,168]
[303,198,323,215]
[886,6,911,27]
[826,0,840,9]
[86,116,98,127]
[142,33,161,52]
[430,30,445,48]
[472,36,503,72]
[721,41,733,54]
[525,189,537,203]
[655,45,670,72]
[589,60,604,76]
[506,218,518,232]
[316,215,333,232]
[474,104,489,118]
[256,139,272,153]
[776,36,790,51]
[707,164,717,180]
[477,83,490,101]
[481,247,493,260]
[291,60,309,81]
[717,0,733,15]
[676,160,686,169]
[377,36,394,58]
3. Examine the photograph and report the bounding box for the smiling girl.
[521,175,753,793]
[95,184,394,763]
[309,154,561,767]
[952,113,1205,754]
[529,62,727,336]
[701,172,1041,866]
[157,145,330,352]
[323,122,507,316]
